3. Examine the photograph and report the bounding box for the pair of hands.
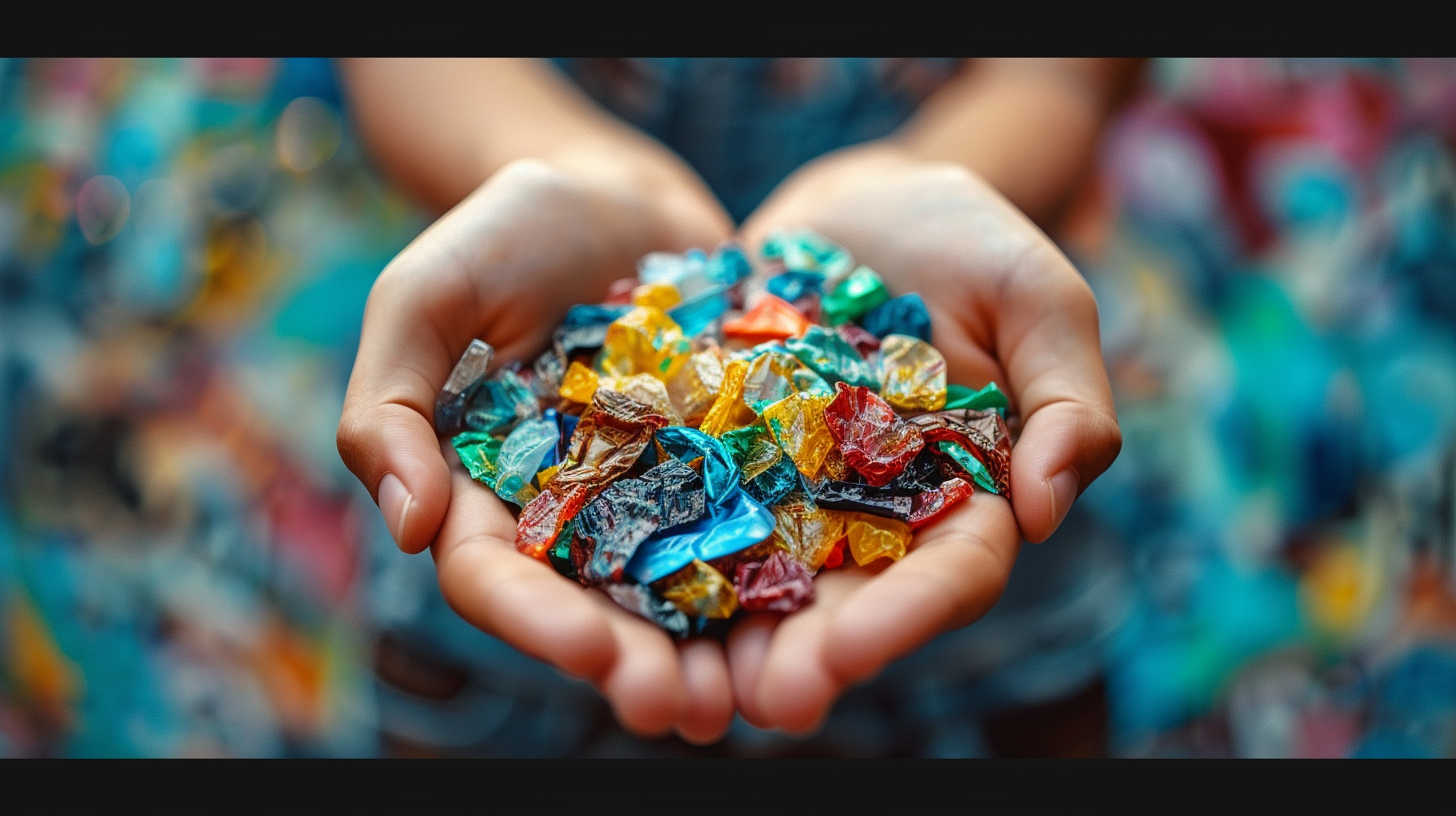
[336,140,1121,744]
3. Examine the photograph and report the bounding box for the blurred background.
[3,58,1456,757]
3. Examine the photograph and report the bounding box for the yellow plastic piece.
[771,497,848,570]
[631,281,682,310]
[879,334,947,412]
[761,392,836,477]
[535,463,561,488]
[699,359,758,437]
[598,306,692,381]
[657,559,739,619]
[558,361,600,404]
[846,513,911,566]
[665,349,725,427]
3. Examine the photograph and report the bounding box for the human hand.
[729,143,1122,733]
[337,154,741,743]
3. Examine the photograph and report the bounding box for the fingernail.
[1046,469,1080,533]
[378,472,413,548]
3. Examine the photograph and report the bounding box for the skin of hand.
[728,142,1123,734]
[335,152,741,744]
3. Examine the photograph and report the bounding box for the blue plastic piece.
[624,488,775,584]
[862,293,932,342]
[653,426,739,506]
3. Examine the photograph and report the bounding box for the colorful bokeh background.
[4,58,1456,757]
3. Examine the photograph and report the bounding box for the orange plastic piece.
[722,294,814,346]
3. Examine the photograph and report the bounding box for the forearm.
[892,58,1142,227]
[338,58,712,218]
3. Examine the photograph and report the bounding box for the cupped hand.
[337,155,739,743]
[729,143,1122,733]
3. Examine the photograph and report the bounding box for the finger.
[588,592,689,738]
[724,612,781,729]
[674,638,735,745]
[822,493,1020,684]
[752,569,873,735]
[997,245,1121,543]
[431,467,617,683]
[337,189,555,554]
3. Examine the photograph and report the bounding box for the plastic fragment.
[821,265,890,326]
[632,281,681,310]
[597,306,692,381]
[698,358,758,437]
[558,361,600,404]
[823,382,925,486]
[944,381,1009,414]
[625,489,774,584]
[761,392,836,478]
[862,293,932,342]
[770,493,847,570]
[452,431,503,488]
[909,409,1013,498]
[762,229,854,278]
[786,325,880,389]
[654,559,739,619]
[605,583,689,639]
[435,339,494,435]
[493,419,558,506]
[722,294,814,347]
[878,334,947,412]
[735,550,816,613]
[766,270,826,303]
[845,513,911,566]
[462,369,539,436]
[654,426,739,506]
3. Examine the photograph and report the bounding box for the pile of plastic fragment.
[436,231,1012,637]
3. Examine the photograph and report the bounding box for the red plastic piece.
[823,382,925,487]
[735,550,816,613]
[822,537,847,569]
[908,476,974,530]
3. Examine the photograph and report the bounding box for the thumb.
[337,271,465,555]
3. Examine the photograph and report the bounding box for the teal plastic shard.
[742,451,800,507]
[706,243,751,286]
[786,325,879,389]
[821,265,891,326]
[791,365,833,396]
[462,369,540,436]
[655,426,741,506]
[668,284,730,337]
[766,270,826,303]
[938,440,999,494]
[494,419,559,506]
[945,382,1009,415]
[761,229,854,278]
[452,431,504,489]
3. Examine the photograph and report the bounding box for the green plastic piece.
[821,265,891,326]
[938,441,999,495]
[945,382,1009,415]
[452,431,504,489]
[720,423,783,481]
[547,520,578,580]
